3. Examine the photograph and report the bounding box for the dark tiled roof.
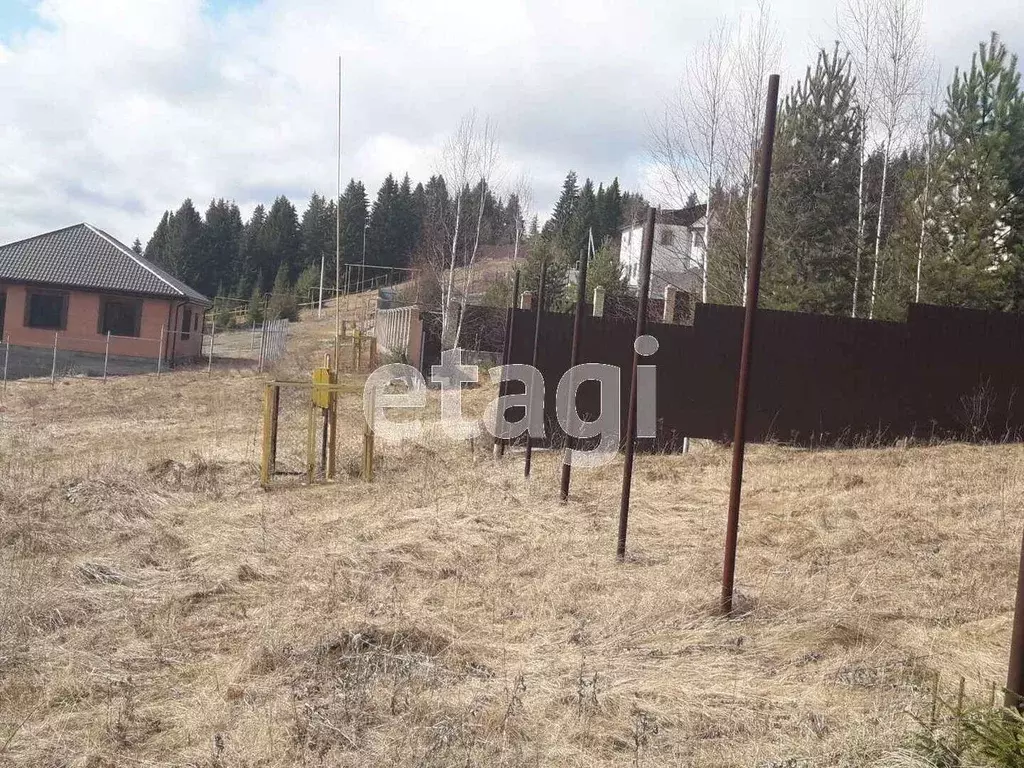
[0,223,211,306]
[621,204,707,230]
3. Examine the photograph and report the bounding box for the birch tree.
[868,0,925,318]
[839,0,880,317]
[649,20,735,302]
[731,0,783,303]
[434,112,501,349]
[509,173,533,266]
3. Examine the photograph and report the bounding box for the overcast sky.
[0,0,1021,248]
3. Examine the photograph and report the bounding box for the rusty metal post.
[559,247,591,501]
[495,269,521,458]
[617,207,656,561]
[1006,526,1024,708]
[721,73,780,615]
[524,261,547,478]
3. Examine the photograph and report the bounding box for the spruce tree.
[339,179,369,272]
[165,199,204,287]
[240,205,271,291]
[264,196,303,282]
[145,211,172,268]
[201,199,244,299]
[545,171,579,242]
[268,263,297,320]
[300,192,334,287]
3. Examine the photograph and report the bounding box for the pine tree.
[765,44,861,315]
[585,241,628,303]
[929,32,1024,309]
[131,238,143,255]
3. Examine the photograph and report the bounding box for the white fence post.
[157,324,165,377]
[2,335,8,397]
[208,319,215,375]
[103,331,110,382]
[50,332,58,387]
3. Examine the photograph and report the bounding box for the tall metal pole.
[335,55,342,366]
[721,73,780,615]
[617,208,656,561]
[559,242,591,502]
[494,269,521,458]
[524,261,547,478]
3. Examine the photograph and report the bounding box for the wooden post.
[260,384,274,489]
[368,337,378,369]
[51,332,58,387]
[363,386,375,482]
[157,324,165,377]
[103,331,111,382]
[270,384,280,474]
[306,399,316,485]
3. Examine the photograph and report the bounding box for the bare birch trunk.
[453,182,488,349]
[442,194,463,344]
[869,136,891,319]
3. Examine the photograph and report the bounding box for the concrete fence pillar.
[592,286,605,318]
[520,291,533,310]
[663,285,678,324]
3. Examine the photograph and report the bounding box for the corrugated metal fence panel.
[506,302,1024,447]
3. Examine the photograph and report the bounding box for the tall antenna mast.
[335,55,342,346]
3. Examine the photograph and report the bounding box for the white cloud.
[0,0,1019,247]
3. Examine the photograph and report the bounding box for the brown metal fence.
[504,302,1024,447]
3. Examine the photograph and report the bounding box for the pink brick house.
[0,223,211,377]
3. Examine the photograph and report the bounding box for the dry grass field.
[1,311,1022,766]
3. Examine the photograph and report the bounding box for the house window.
[181,308,192,341]
[99,297,142,337]
[25,290,68,330]
[660,228,675,247]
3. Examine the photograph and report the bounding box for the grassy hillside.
[0,313,1021,766]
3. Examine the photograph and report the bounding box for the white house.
[619,204,707,299]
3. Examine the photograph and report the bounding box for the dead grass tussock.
[0,317,1022,765]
